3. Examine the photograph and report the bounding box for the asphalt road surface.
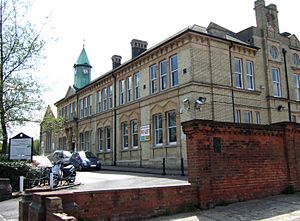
[70,170,189,191]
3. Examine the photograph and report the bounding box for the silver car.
[47,150,72,165]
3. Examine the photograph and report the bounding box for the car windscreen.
[79,151,96,159]
[63,151,72,157]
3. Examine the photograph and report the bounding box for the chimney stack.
[111,55,122,69]
[130,39,148,59]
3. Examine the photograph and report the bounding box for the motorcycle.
[49,161,76,187]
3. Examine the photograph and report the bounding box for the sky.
[13,0,300,139]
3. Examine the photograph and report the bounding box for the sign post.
[9,133,33,161]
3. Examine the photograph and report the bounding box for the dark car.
[47,150,72,166]
[70,151,101,171]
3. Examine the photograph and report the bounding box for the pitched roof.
[75,47,92,67]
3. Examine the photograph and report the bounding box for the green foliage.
[0,154,44,190]
[33,139,40,155]
[41,114,64,134]
[0,0,48,153]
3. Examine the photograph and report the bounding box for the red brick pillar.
[45,196,77,221]
[183,120,214,208]
[283,124,300,191]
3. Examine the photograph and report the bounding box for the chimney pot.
[111,55,122,69]
[130,39,148,59]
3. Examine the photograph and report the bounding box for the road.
[71,170,189,191]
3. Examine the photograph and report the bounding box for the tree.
[0,0,46,153]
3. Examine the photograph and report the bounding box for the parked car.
[32,156,53,168]
[47,150,72,166]
[70,151,101,171]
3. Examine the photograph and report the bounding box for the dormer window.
[293,53,300,66]
[270,46,279,59]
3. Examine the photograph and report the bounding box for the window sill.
[121,147,140,152]
[152,144,178,149]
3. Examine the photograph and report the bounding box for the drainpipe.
[112,73,117,166]
[282,48,292,122]
[229,42,236,122]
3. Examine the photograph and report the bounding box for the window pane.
[154,114,163,145]
[150,65,157,94]
[170,55,178,87]
[272,68,281,97]
[167,111,177,143]
[160,60,167,90]
[234,58,243,88]
[246,61,254,90]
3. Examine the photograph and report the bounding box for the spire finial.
[83,38,85,48]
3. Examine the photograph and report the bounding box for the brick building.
[41,0,300,169]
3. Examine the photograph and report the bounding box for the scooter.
[49,161,76,187]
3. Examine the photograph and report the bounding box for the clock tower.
[73,46,92,90]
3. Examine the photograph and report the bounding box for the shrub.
[0,154,42,191]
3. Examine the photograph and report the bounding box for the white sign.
[140,125,150,141]
[10,138,32,160]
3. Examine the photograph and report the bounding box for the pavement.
[147,193,300,221]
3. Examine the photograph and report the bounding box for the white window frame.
[246,61,255,90]
[79,99,84,119]
[127,76,132,102]
[97,91,101,113]
[98,128,103,152]
[119,80,125,105]
[272,68,281,97]
[170,54,179,87]
[150,64,157,94]
[131,120,138,148]
[88,95,93,116]
[154,114,163,146]
[270,46,279,59]
[102,88,107,111]
[234,58,243,88]
[167,111,177,144]
[121,122,129,149]
[255,112,261,124]
[160,60,168,91]
[105,127,111,151]
[294,74,300,101]
[235,110,241,123]
[85,131,90,151]
[80,133,84,150]
[134,72,141,100]
[244,111,253,124]
[108,85,113,109]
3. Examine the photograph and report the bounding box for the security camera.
[195,99,204,105]
[195,96,206,109]
[183,98,189,103]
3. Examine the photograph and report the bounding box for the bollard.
[19,176,24,193]
[162,158,166,175]
[49,173,53,189]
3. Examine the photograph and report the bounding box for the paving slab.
[147,193,300,221]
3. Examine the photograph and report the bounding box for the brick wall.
[25,120,300,220]
[28,185,198,221]
[182,120,300,208]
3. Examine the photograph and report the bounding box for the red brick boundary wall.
[24,120,300,220]
[28,185,198,221]
[182,120,300,208]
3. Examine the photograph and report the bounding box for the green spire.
[73,46,92,90]
[75,47,92,68]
